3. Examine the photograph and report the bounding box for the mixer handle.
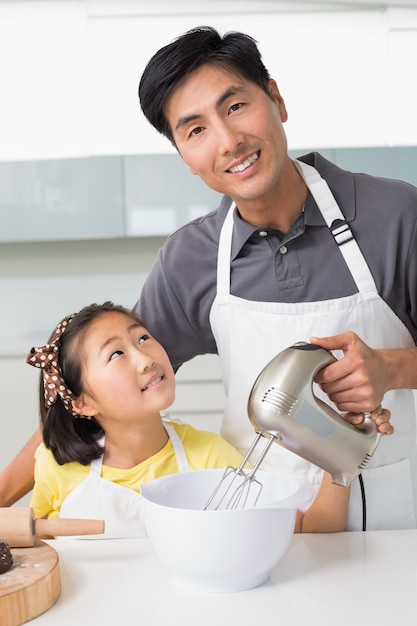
[311,392,378,437]
[292,342,378,436]
[353,411,378,435]
[307,344,378,437]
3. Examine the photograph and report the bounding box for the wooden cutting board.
[0,540,60,625]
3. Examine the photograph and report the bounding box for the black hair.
[139,25,272,142]
[40,302,144,466]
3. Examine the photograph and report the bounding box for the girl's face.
[73,312,176,427]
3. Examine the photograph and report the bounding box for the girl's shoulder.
[166,420,220,442]
[34,442,90,478]
[165,420,244,469]
[34,442,56,467]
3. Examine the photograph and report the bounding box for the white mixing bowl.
[140,468,310,593]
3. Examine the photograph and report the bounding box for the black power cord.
[358,473,367,531]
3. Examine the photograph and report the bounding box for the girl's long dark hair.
[39,302,142,465]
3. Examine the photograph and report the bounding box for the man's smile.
[227,151,260,174]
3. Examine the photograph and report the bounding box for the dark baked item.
[0,539,13,574]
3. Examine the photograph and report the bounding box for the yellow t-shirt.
[30,421,245,519]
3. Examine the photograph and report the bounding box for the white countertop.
[30,530,417,626]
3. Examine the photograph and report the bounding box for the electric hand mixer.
[204,342,381,510]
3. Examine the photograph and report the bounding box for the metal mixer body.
[203,342,382,510]
[247,342,381,487]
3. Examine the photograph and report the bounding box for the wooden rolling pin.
[0,507,105,547]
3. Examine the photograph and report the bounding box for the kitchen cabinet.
[0,154,221,242]
[310,146,417,187]
[123,154,220,236]
[2,147,417,242]
[0,157,124,242]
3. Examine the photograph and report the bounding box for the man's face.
[165,64,289,216]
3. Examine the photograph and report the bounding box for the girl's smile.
[141,373,164,392]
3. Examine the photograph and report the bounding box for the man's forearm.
[381,346,417,392]
[0,429,42,506]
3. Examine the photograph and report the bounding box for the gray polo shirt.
[134,152,417,369]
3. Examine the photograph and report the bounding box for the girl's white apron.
[209,159,417,530]
[59,422,189,538]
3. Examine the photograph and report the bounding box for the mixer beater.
[203,432,278,510]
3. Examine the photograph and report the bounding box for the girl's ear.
[72,394,98,418]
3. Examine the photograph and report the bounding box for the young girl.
[27,302,393,537]
[26,301,246,538]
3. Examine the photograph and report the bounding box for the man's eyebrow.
[217,85,246,108]
[175,113,201,132]
[175,85,247,132]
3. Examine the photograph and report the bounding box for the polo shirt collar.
[228,152,356,260]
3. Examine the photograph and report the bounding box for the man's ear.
[72,394,98,418]
[268,79,288,123]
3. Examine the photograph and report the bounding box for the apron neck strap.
[294,159,377,294]
[88,424,190,477]
[217,203,235,296]
[163,420,189,472]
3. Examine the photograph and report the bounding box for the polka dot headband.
[26,313,77,415]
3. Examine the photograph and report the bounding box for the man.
[135,26,417,530]
[1,26,415,530]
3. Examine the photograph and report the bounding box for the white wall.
[0,2,417,160]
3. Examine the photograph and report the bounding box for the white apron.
[209,159,417,530]
[59,422,189,538]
